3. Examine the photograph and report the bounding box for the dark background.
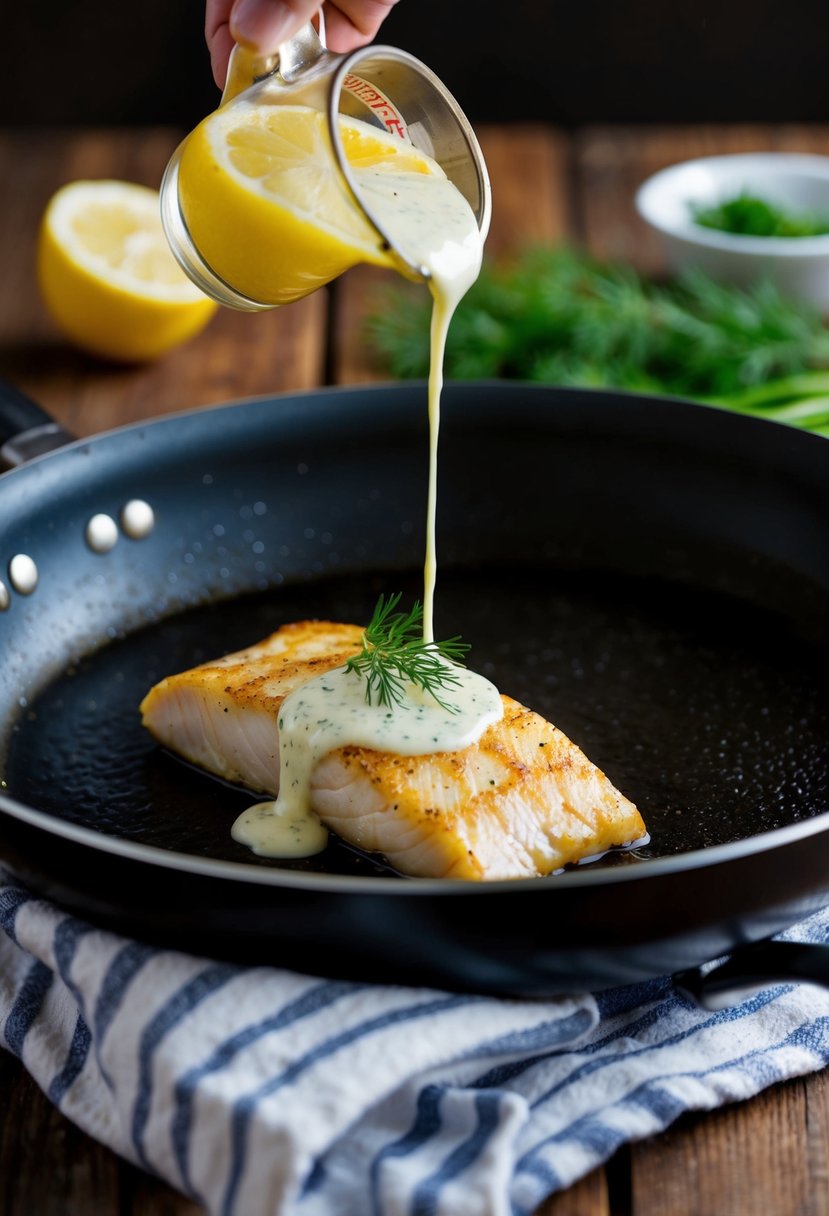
[2,0,827,128]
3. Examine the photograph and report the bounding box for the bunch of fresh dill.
[364,247,829,433]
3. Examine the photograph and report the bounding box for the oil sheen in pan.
[3,565,828,876]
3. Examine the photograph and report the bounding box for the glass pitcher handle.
[221,22,327,104]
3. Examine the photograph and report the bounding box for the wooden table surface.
[1,122,828,1215]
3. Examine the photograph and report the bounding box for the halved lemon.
[38,180,217,362]
[177,102,443,305]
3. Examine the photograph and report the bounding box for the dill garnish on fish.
[345,594,469,711]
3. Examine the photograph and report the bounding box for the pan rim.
[1,790,827,895]
[6,377,829,467]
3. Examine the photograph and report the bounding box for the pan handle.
[674,940,829,1010]
[0,379,75,470]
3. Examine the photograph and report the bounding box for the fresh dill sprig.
[345,594,470,711]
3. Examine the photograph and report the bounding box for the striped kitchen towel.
[2,872,829,1216]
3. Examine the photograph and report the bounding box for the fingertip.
[229,0,299,52]
[322,10,367,53]
[209,23,236,88]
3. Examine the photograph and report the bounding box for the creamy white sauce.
[232,799,329,857]
[351,167,483,641]
[232,152,496,858]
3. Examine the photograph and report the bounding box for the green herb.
[692,192,829,238]
[364,246,829,432]
[345,594,470,710]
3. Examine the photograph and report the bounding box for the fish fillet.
[140,620,646,880]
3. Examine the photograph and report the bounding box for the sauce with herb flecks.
[231,799,329,857]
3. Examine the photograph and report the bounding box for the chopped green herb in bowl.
[692,192,829,238]
[636,153,829,310]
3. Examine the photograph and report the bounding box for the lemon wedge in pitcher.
[177,103,443,305]
[38,180,217,362]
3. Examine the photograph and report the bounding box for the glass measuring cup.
[160,23,491,310]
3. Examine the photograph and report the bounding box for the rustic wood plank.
[629,1068,829,1216]
[481,124,573,258]
[0,1053,204,1213]
[121,1160,204,1215]
[0,1050,121,1215]
[329,124,572,384]
[575,124,779,271]
[804,1065,829,1202]
[328,261,394,387]
[772,126,829,156]
[39,299,326,438]
[0,129,325,437]
[535,1163,612,1215]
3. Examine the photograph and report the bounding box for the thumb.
[229,0,320,54]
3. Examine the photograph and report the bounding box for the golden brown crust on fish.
[140,620,646,880]
[313,696,644,879]
[140,621,362,792]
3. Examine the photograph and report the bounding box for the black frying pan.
[0,379,827,1003]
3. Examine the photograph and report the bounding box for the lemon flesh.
[38,180,217,362]
[178,103,443,306]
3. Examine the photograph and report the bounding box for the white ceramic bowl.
[635,152,829,310]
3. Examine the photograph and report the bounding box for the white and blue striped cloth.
[2,870,829,1216]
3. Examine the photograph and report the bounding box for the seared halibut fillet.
[140,620,646,880]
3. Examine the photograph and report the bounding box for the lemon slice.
[38,180,217,362]
[178,102,443,305]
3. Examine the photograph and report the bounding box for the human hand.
[206,0,400,88]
